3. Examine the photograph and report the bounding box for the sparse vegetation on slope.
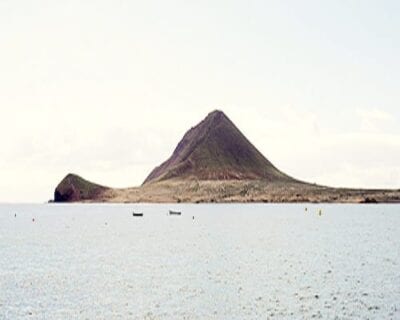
[143,110,296,183]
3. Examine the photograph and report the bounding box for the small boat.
[169,210,181,216]
[132,212,143,217]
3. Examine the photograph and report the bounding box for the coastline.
[54,179,400,204]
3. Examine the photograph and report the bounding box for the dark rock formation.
[360,197,378,204]
[54,174,109,202]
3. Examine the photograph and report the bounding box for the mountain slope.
[143,110,296,184]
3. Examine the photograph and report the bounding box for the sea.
[0,203,399,319]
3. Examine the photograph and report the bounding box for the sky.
[1,0,400,202]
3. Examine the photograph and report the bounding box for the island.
[54,110,400,203]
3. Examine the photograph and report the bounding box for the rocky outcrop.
[54,174,109,202]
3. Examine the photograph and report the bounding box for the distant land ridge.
[53,110,400,203]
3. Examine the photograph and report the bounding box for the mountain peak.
[206,109,226,118]
[143,110,295,184]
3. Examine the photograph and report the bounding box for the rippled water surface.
[0,203,399,319]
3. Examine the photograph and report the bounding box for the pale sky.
[1,1,400,202]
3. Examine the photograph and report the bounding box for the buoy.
[305,207,308,212]
[318,209,322,216]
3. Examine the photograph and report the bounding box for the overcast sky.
[1,0,400,202]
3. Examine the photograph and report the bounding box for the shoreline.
[53,183,400,204]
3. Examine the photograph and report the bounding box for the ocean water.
[0,203,399,320]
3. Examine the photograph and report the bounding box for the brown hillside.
[143,110,296,184]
